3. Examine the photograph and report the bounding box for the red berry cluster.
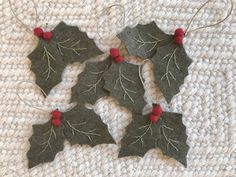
[149,104,163,123]
[33,27,53,41]
[109,48,124,63]
[51,109,62,127]
[174,28,185,45]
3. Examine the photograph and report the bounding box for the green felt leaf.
[118,22,192,103]
[151,42,192,103]
[52,22,103,64]
[119,112,189,167]
[28,21,103,95]
[62,105,115,146]
[27,121,65,168]
[28,41,65,95]
[103,61,145,114]
[71,58,112,105]
[117,21,172,59]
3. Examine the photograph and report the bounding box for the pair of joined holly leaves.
[27,21,191,168]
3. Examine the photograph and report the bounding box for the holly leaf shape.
[117,21,172,59]
[28,21,103,95]
[62,105,115,146]
[27,121,65,168]
[151,42,192,103]
[119,112,189,167]
[27,105,115,168]
[103,61,145,114]
[71,58,112,105]
[52,22,103,64]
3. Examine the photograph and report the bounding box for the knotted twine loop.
[16,81,76,113]
[185,0,233,36]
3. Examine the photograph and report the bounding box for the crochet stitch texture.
[0,0,235,176]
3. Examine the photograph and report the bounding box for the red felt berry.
[51,118,61,127]
[115,56,124,63]
[43,31,53,41]
[149,114,159,123]
[152,104,163,117]
[174,28,185,37]
[110,48,120,58]
[51,109,62,119]
[33,27,43,38]
[174,36,183,45]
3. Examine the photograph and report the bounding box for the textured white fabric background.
[1,0,236,176]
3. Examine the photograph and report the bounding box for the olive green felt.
[117,21,172,59]
[151,42,192,103]
[71,58,112,105]
[63,105,115,146]
[27,121,65,168]
[27,105,115,168]
[103,61,146,114]
[119,112,189,167]
[28,21,103,95]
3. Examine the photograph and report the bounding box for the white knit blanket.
[1,0,236,176]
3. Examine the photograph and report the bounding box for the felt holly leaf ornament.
[103,60,145,114]
[151,41,192,103]
[117,21,172,59]
[27,107,114,168]
[63,106,115,146]
[119,110,189,167]
[71,59,112,105]
[27,120,64,168]
[28,21,103,95]
[118,22,192,103]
